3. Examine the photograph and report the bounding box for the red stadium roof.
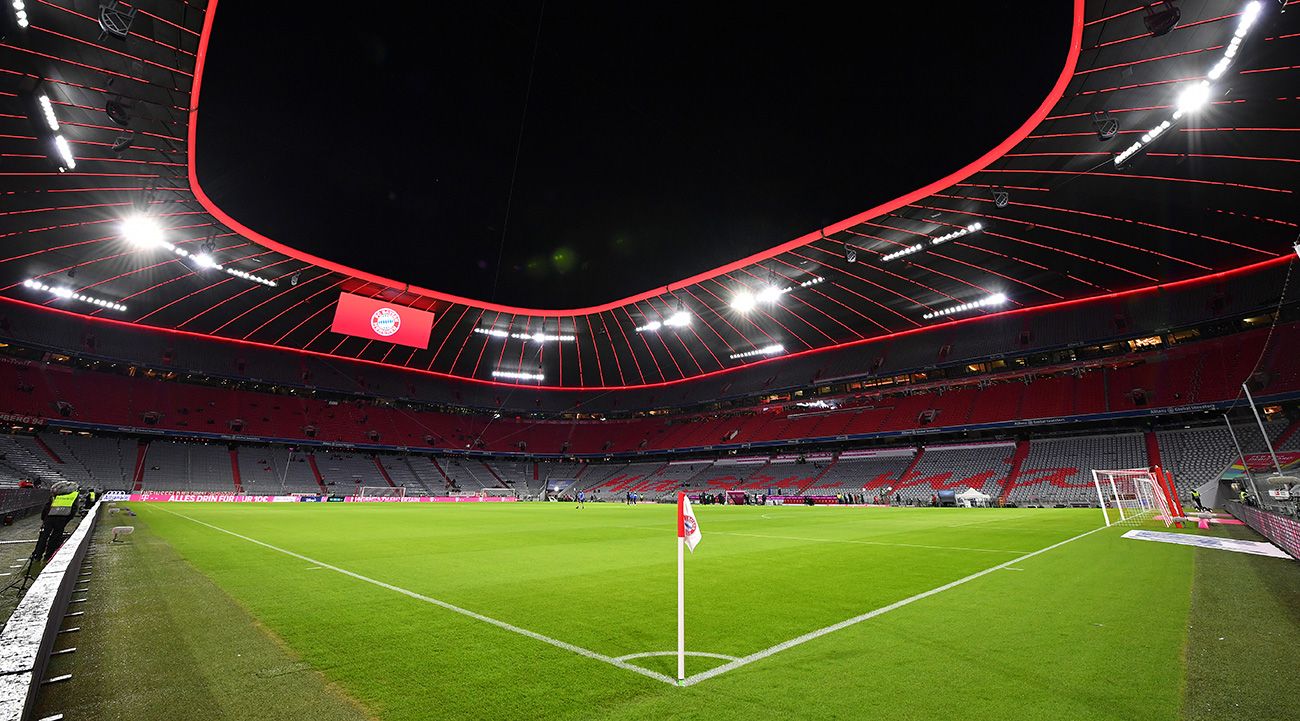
[0,0,1297,389]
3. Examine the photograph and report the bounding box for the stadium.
[1,1,1299,719]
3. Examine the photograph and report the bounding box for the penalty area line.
[681,524,1107,686]
[152,506,677,686]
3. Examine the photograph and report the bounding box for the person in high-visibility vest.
[35,481,80,563]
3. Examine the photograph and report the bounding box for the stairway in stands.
[999,440,1031,503]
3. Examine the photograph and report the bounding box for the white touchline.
[680,525,1106,686]
[711,530,1032,555]
[153,507,678,686]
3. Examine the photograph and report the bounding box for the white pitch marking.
[614,650,740,662]
[153,507,677,685]
[680,525,1105,686]
[304,566,322,570]
[1003,567,1025,571]
[712,530,1032,555]
[0,539,38,545]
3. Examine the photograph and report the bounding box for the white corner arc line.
[680,525,1106,686]
[614,651,740,663]
[152,507,677,686]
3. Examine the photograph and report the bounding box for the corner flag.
[677,492,702,552]
[676,492,701,683]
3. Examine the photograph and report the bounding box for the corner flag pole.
[677,528,685,683]
[675,491,700,686]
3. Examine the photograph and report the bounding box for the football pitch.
[37,502,1300,721]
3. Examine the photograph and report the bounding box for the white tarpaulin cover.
[1121,530,1292,559]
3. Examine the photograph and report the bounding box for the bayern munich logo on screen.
[370,307,402,337]
[683,515,697,534]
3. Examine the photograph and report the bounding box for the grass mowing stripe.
[710,529,1034,554]
[683,523,1107,686]
[152,505,679,686]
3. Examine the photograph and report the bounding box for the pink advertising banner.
[122,493,517,504]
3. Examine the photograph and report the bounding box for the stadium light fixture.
[922,292,1008,320]
[224,267,277,287]
[730,343,785,360]
[11,0,28,29]
[36,94,58,132]
[51,134,75,171]
[474,327,509,338]
[122,215,165,249]
[756,285,786,304]
[514,332,575,342]
[730,290,756,313]
[492,370,545,381]
[23,279,126,311]
[1116,1,1265,168]
[1142,1,1181,37]
[931,222,983,247]
[120,215,276,286]
[881,243,925,263]
[1175,80,1212,114]
[664,309,691,327]
[192,253,220,270]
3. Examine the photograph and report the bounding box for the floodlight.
[193,253,219,270]
[922,292,1008,319]
[23,279,126,311]
[1176,81,1212,114]
[881,243,924,262]
[731,291,756,312]
[36,95,58,131]
[665,310,691,327]
[730,343,785,360]
[756,285,783,304]
[122,215,164,248]
[492,370,544,381]
[51,134,75,171]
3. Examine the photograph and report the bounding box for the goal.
[358,486,406,498]
[1092,468,1175,528]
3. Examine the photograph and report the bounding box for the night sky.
[197,3,1071,309]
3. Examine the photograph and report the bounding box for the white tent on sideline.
[956,487,992,508]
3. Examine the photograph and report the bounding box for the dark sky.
[197,3,1071,309]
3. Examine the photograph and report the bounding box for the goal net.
[1092,468,1172,528]
[358,486,406,498]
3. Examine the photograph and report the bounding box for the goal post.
[1092,468,1177,528]
[358,485,406,498]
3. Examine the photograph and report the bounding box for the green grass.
[34,503,1300,720]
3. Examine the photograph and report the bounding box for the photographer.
[34,481,81,564]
